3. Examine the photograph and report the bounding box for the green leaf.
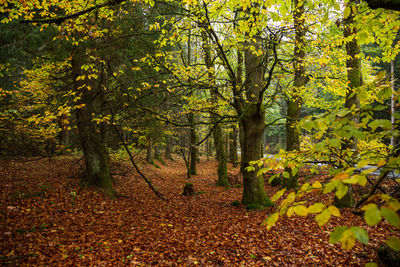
[308,203,325,213]
[365,263,377,267]
[329,138,341,148]
[343,6,351,19]
[293,205,308,216]
[340,229,356,250]
[271,188,286,202]
[364,204,382,226]
[329,226,348,244]
[386,236,400,251]
[316,208,331,226]
[381,207,400,227]
[324,181,339,194]
[265,212,279,231]
[335,183,348,199]
[350,226,369,244]
[357,160,369,169]
[328,205,341,217]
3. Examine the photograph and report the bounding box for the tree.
[283,0,307,189]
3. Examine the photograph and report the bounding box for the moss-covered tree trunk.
[72,51,114,196]
[284,0,306,189]
[334,0,361,208]
[240,33,272,209]
[241,105,272,208]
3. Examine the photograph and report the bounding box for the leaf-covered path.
[1,157,397,265]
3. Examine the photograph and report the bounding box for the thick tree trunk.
[334,0,361,208]
[284,0,306,189]
[240,33,272,208]
[72,52,114,195]
[241,105,272,208]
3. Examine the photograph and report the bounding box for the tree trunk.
[284,0,306,189]
[391,60,396,148]
[146,139,153,164]
[240,33,272,208]
[229,124,238,167]
[72,51,114,196]
[201,29,227,185]
[165,136,174,161]
[187,29,198,176]
[335,0,361,208]
[188,113,198,175]
[154,143,161,159]
[241,105,271,208]
[214,123,228,186]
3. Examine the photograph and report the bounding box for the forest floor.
[1,156,399,266]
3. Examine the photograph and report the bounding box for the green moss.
[231,200,241,207]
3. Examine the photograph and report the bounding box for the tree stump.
[182,183,195,196]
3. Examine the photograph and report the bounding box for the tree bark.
[165,136,174,160]
[188,113,198,175]
[391,60,396,148]
[334,0,361,208]
[188,29,198,176]
[240,33,272,208]
[201,29,228,185]
[284,0,306,189]
[229,124,238,167]
[146,139,153,164]
[72,51,114,196]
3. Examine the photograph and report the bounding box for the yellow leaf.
[333,172,350,181]
[294,205,308,216]
[316,208,331,226]
[328,205,341,217]
[266,212,279,231]
[340,229,356,250]
[287,207,295,217]
[308,203,326,213]
[377,159,386,167]
[312,181,322,189]
[357,160,369,169]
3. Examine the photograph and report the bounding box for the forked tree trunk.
[72,51,114,196]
